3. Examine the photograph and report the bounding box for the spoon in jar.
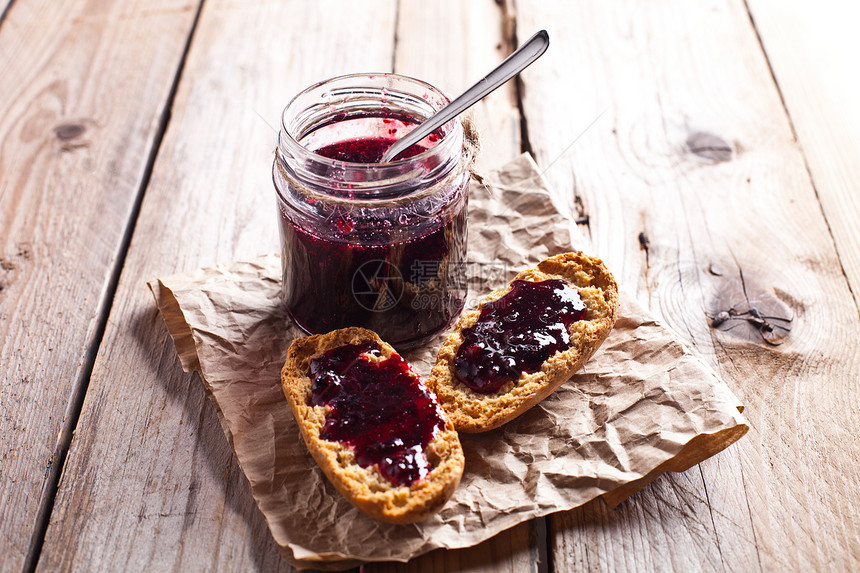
[381,29,549,163]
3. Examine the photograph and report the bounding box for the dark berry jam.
[453,279,588,394]
[279,137,468,349]
[315,137,427,163]
[308,342,445,487]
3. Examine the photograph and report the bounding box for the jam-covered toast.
[281,327,464,523]
[427,252,619,432]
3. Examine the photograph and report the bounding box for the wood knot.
[54,122,87,141]
[17,243,32,259]
[686,131,733,162]
[574,195,589,225]
[638,231,650,267]
[709,273,793,346]
[53,122,91,152]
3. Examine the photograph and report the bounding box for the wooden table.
[2,0,858,571]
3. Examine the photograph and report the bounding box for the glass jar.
[273,73,469,349]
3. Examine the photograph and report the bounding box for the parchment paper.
[149,154,747,570]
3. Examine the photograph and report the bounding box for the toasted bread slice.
[281,327,464,524]
[427,252,619,432]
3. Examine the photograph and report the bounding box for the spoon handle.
[381,29,549,163]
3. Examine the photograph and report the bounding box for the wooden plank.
[366,1,533,571]
[393,0,521,173]
[550,467,752,571]
[36,1,397,571]
[0,0,201,570]
[514,0,860,571]
[744,0,860,310]
[368,522,541,573]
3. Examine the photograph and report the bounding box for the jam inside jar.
[274,74,469,349]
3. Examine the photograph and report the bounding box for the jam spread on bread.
[453,279,588,393]
[308,342,445,487]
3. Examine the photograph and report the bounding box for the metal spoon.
[381,29,549,163]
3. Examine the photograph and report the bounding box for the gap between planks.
[0,0,15,28]
[502,1,553,571]
[507,2,554,569]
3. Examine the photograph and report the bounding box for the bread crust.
[427,252,620,433]
[281,327,465,524]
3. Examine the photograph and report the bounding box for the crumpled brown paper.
[149,154,747,570]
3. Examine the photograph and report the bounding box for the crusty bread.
[281,327,465,524]
[427,252,619,433]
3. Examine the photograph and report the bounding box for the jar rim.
[278,72,463,170]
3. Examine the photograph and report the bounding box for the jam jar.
[273,73,470,349]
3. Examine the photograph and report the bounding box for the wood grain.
[514,0,860,571]
[36,1,396,571]
[745,0,860,311]
[0,1,200,570]
[369,521,542,573]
